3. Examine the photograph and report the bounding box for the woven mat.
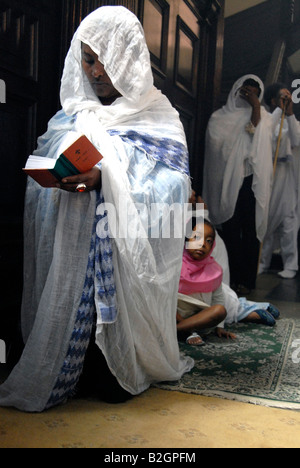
[155,319,300,409]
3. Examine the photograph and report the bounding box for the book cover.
[23,134,103,188]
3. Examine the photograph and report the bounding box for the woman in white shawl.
[0,6,193,412]
[259,83,300,279]
[202,75,273,294]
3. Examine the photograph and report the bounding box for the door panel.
[141,0,224,190]
[141,0,169,82]
[0,0,62,355]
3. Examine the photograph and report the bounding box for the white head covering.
[61,6,152,105]
[60,6,186,145]
[223,74,263,111]
[202,74,274,241]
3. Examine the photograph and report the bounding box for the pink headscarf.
[179,246,223,295]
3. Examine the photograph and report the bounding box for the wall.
[224,0,267,18]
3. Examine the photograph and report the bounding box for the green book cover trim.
[49,154,81,180]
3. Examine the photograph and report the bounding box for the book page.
[24,156,55,169]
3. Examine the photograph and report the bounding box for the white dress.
[202,74,274,242]
[260,108,300,273]
[0,6,193,412]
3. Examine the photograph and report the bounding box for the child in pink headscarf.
[177,218,280,346]
[177,218,235,345]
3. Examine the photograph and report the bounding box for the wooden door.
[0,0,63,360]
[142,0,201,158]
[139,0,224,194]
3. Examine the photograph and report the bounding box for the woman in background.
[203,75,273,295]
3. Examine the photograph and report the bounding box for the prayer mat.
[155,319,300,409]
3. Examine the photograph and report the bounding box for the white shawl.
[202,75,274,242]
[0,6,193,412]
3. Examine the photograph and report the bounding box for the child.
[189,191,230,285]
[177,218,280,346]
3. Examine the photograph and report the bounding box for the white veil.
[60,6,186,142]
[203,74,274,241]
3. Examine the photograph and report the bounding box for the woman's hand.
[240,85,261,127]
[56,167,101,193]
[240,85,260,108]
[277,89,293,116]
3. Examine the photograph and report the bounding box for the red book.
[23,134,103,188]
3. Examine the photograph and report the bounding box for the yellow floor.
[1,271,300,448]
[1,387,300,448]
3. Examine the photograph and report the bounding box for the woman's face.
[186,223,215,261]
[81,43,121,105]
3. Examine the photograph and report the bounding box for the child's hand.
[216,327,237,340]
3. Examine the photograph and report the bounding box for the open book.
[23,133,103,188]
[177,293,209,309]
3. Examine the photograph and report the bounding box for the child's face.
[186,223,215,261]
